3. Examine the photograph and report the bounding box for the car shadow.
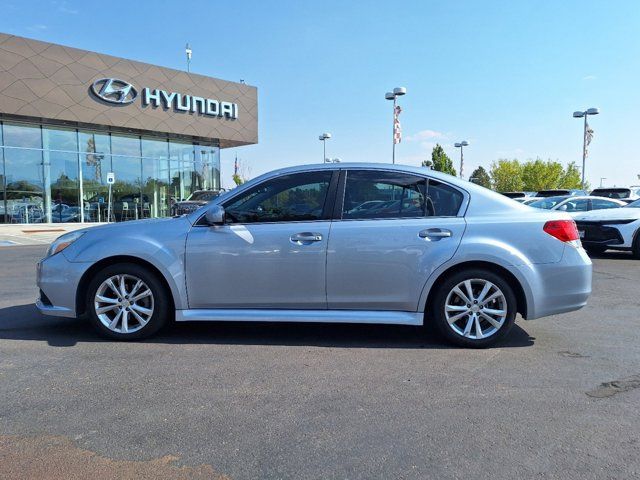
[0,303,535,349]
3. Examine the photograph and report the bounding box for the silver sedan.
[37,163,592,347]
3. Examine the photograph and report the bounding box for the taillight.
[543,220,580,243]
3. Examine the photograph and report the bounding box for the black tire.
[632,231,640,260]
[429,268,517,348]
[584,246,606,256]
[86,263,170,340]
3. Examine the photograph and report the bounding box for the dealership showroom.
[0,33,257,224]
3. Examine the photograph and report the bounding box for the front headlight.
[46,231,86,258]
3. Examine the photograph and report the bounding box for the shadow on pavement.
[589,251,636,261]
[0,303,535,349]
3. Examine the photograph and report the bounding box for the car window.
[562,199,588,211]
[529,196,567,209]
[342,170,462,219]
[591,198,621,210]
[223,171,333,223]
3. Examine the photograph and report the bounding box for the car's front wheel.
[430,269,517,348]
[86,263,170,340]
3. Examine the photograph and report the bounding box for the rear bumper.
[517,245,592,320]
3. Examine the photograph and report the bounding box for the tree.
[430,144,457,176]
[469,166,491,188]
[558,161,585,190]
[521,158,564,191]
[490,159,524,192]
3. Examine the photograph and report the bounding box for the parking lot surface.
[1,245,639,479]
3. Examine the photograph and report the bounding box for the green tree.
[430,144,457,176]
[490,159,524,192]
[558,161,585,190]
[521,158,564,191]
[232,173,244,186]
[469,166,491,188]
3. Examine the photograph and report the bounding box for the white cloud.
[27,24,48,32]
[405,129,444,142]
[582,75,597,81]
[53,1,79,14]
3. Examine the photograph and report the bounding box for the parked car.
[500,191,527,199]
[527,195,625,214]
[171,190,223,216]
[589,187,640,203]
[37,163,592,348]
[534,189,586,198]
[573,198,640,257]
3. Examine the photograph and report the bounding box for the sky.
[1,0,639,189]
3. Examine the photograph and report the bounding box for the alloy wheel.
[444,278,507,340]
[94,274,154,334]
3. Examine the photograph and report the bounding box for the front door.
[185,170,337,309]
[327,169,466,311]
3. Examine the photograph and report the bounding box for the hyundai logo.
[91,78,138,105]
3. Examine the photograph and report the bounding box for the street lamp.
[454,141,469,179]
[385,87,407,164]
[318,133,331,163]
[600,177,607,188]
[325,157,341,163]
[573,107,600,189]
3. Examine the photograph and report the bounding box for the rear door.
[326,169,466,311]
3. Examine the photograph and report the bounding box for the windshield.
[591,188,631,199]
[625,199,640,208]
[188,191,219,202]
[528,196,568,209]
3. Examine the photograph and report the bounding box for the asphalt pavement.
[0,245,639,479]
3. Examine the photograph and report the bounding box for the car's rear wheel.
[430,269,517,348]
[86,263,169,340]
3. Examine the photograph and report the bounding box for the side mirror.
[205,205,225,225]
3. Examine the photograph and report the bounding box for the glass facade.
[0,121,220,224]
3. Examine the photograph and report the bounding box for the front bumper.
[36,253,92,318]
[575,221,628,249]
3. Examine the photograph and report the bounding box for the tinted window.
[591,188,631,199]
[562,199,588,212]
[529,196,568,209]
[342,170,462,219]
[591,198,622,210]
[224,171,332,223]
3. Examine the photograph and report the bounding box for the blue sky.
[2,0,639,189]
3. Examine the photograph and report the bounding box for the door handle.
[290,232,323,244]
[419,228,452,239]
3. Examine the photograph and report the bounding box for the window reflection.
[0,122,221,224]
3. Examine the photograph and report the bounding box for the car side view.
[37,163,593,347]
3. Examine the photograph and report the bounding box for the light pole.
[573,107,599,190]
[318,133,331,163]
[454,141,469,179]
[385,87,407,164]
[600,177,607,188]
[185,43,192,72]
[325,157,341,163]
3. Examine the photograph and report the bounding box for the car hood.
[573,208,640,222]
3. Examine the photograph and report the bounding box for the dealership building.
[0,33,258,224]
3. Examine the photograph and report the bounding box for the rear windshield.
[591,188,631,199]
[189,191,219,201]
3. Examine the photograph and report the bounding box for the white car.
[573,199,640,257]
[527,195,625,215]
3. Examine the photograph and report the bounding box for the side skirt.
[175,309,424,325]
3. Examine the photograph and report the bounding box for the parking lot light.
[385,87,407,164]
[318,133,331,163]
[454,141,469,179]
[573,107,600,189]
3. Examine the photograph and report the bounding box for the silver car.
[37,163,592,347]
